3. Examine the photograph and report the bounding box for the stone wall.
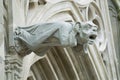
[1,0,119,80]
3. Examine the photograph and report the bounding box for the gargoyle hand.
[15,27,21,35]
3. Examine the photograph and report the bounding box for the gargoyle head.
[75,21,98,45]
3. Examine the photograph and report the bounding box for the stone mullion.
[47,50,65,80]
[88,45,109,80]
[99,0,119,79]
[7,0,14,48]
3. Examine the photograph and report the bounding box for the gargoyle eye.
[93,29,97,32]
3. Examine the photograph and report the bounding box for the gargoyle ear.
[76,22,81,28]
[74,22,81,32]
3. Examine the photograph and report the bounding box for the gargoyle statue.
[14,21,98,55]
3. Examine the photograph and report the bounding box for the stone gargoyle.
[14,21,98,56]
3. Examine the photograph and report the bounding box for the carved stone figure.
[14,21,98,55]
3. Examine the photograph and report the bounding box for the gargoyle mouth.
[89,34,97,40]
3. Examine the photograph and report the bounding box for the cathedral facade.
[0,0,120,80]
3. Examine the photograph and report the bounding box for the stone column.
[3,0,24,80]
[0,0,5,80]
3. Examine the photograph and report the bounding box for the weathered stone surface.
[1,0,120,80]
[14,21,98,55]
